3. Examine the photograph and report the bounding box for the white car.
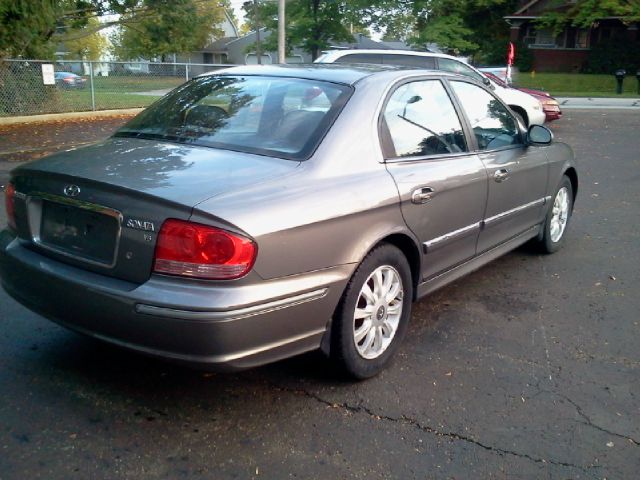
[315,50,545,126]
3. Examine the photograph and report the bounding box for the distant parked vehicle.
[478,66,509,82]
[315,49,546,127]
[483,72,562,122]
[54,72,87,89]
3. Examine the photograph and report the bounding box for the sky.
[229,0,247,25]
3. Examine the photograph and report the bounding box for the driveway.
[0,109,638,479]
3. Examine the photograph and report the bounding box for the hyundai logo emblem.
[63,184,81,197]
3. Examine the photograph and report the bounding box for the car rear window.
[115,75,352,161]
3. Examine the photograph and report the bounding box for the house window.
[576,29,589,48]
[535,28,556,46]
[203,53,213,64]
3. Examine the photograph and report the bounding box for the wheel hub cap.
[353,265,404,360]
[550,186,570,243]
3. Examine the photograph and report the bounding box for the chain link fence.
[0,60,233,117]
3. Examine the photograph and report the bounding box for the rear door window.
[382,80,467,158]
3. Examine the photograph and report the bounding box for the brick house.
[505,0,639,72]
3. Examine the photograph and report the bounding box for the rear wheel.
[536,175,573,253]
[331,244,413,379]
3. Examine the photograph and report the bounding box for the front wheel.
[536,175,573,253]
[331,244,413,379]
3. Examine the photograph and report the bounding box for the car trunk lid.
[10,138,299,283]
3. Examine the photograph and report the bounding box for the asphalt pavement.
[0,110,638,479]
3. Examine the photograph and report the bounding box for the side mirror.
[527,124,553,146]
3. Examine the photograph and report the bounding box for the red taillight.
[153,219,256,280]
[63,77,73,83]
[4,183,16,230]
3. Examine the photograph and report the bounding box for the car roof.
[198,63,447,86]
[317,49,464,62]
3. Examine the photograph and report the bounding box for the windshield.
[114,75,352,161]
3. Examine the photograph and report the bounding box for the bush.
[583,38,640,74]
[514,42,534,72]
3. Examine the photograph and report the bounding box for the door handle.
[411,187,435,204]
[494,168,510,182]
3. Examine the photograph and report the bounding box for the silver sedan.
[0,65,577,378]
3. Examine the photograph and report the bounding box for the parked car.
[54,72,87,89]
[478,66,509,82]
[1,65,577,378]
[315,49,546,127]
[483,72,562,122]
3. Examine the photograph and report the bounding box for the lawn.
[43,75,187,113]
[512,72,640,97]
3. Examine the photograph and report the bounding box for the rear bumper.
[0,231,351,370]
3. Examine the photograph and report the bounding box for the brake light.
[153,219,256,280]
[63,77,73,83]
[4,183,16,230]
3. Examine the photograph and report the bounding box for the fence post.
[89,61,96,111]
[185,63,189,82]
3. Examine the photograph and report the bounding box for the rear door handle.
[494,168,510,182]
[411,187,435,204]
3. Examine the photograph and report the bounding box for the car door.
[448,80,549,253]
[381,78,488,280]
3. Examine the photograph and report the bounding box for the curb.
[0,108,143,126]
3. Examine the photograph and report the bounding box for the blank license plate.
[39,201,119,265]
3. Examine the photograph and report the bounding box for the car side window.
[382,55,436,69]
[437,58,485,82]
[382,80,467,158]
[335,53,383,64]
[450,81,521,151]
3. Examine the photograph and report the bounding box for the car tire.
[331,243,413,379]
[536,175,573,253]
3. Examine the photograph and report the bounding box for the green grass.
[513,72,640,97]
[58,90,161,111]
[36,75,187,113]
[90,75,185,92]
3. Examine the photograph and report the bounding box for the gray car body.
[0,65,577,370]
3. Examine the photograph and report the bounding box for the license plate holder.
[39,200,119,266]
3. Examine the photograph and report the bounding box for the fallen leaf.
[606,441,614,448]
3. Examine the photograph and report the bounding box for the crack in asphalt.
[552,391,640,446]
[271,383,600,476]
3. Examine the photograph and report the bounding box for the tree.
[63,17,108,61]
[111,0,226,60]
[537,0,640,33]
[242,0,365,60]
[0,0,138,60]
[0,0,227,61]
[366,0,517,59]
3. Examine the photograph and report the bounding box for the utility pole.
[254,0,262,64]
[278,0,285,64]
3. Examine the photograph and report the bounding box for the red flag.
[507,42,516,66]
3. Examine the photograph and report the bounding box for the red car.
[483,72,562,122]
